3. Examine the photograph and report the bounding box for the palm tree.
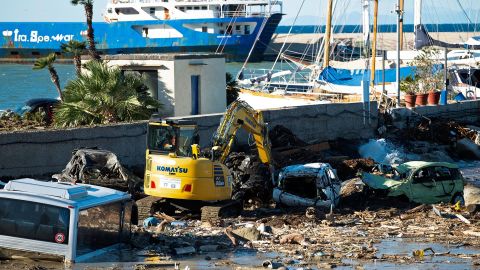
[71,0,101,61]
[61,40,87,76]
[33,53,63,101]
[54,60,161,127]
[226,72,239,105]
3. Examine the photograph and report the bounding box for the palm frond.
[32,53,56,70]
[54,61,161,127]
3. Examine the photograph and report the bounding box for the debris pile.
[224,153,271,204]
[130,201,480,269]
[53,148,143,193]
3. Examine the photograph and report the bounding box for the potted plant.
[427,73,442,105]
[401,75,417,108]
[411,47,441,106]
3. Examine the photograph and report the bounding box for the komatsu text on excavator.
[137,100,274,222]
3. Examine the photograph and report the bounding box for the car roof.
[0,178,130,209]
[148,116,197,126]
[395,161,459,174]
[25,98,59,106]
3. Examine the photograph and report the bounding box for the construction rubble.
[125,121,480,269]
[4,120,480,269]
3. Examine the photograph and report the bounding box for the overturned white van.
[0,178,134,263]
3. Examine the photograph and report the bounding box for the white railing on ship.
[114,0,274,4]
[241,69,311,84]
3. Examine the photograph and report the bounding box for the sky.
[0,0,478,25]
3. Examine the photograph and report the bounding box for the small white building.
[93,53,227,117]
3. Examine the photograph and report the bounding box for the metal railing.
[240,68,312,85]
[116,0,276,4]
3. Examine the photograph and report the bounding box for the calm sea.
[0,62,274,110]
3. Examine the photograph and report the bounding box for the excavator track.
[201,200,243,223]
[135,196,165,224]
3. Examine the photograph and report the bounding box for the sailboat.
[239,0,475,101]
[238,0,418,97]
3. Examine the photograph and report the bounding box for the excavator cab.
[139,101,273,222]
[143,117,232,205]
[147,119,199,158]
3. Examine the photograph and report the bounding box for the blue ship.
[0,0,283,62]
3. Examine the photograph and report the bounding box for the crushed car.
[362,161,464,204]
[53,148,143,194]
[0,178,134,263]
[273,163,341,208]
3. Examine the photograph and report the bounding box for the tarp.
[414,24,469,50]
[318,66,417,87]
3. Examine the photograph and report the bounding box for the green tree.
[71,0,101,61]
[54,60,161,127]
[226,72,239,105]
[61,40,87,76]
[33,53,63,101]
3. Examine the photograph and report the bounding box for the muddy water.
[353,239,480,269]
[2,239,479,270]
[0,248,284,270]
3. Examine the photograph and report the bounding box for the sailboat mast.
[362,0,371,52]
[399,0,404,50]
[323,0,334,68]
[370,0,378,86]
[396,2,404,107]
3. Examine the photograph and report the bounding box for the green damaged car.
[362,161,464,204]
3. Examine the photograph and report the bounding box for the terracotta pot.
[405,94,416,108]
[415,93,428,106]
[427,91,440,105]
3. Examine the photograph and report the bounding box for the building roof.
[0,178,130,209]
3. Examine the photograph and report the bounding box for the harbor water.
[0,62,276,111]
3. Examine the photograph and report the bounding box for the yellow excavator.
[137,100,274,222]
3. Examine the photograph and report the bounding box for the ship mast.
[323,0,334,68]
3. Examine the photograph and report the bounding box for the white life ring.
[112,0,118,4]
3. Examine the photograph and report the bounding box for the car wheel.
[452,193,465,206]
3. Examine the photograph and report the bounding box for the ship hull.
[0,14,282,62]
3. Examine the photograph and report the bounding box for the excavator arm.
[212,100,273,165]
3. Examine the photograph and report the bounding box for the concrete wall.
[101,54,226,118]
[390,100,480,129]
[0,123,148,179]
[0,102,377,179]
[173,57,226,116]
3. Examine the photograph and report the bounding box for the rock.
[205,256,212,261]
[174,246,196,255]
[279,233,305,245]
[232,227,261,242]
[421,150,454,163]
[464,183,480,207]
[456,138,480,159]
[199,245,219,252]
[262,260,283,269]
[130,232,151,248]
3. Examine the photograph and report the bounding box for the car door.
[431,166,459,202]
[410,167,440,204]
